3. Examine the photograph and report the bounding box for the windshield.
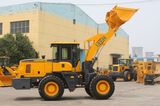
[119,59,133,65]
[119,59,127,65]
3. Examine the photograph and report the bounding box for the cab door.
[52,44,79,72]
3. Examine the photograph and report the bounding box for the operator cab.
[51,42,80,67]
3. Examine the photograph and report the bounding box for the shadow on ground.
[15,97,41,101]
[14,96,113,101]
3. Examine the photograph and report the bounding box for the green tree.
[0,33,38,65]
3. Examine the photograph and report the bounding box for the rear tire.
[38,75,64,100]
[123,71,133,81]
[89,75,115,99]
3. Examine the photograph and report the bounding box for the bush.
[0,33,38,65]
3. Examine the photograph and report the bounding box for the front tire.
[89,75,115,99]
[38,75,64,100]
[85,84,92,97]
[133,72,137,81]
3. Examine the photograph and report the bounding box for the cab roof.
[51,42,80,45]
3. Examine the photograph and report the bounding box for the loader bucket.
[0,75,13,87]
[0,67,16,87]
[106,6,138,30]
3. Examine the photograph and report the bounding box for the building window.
[10,20,29,34]
[0,23,2,35]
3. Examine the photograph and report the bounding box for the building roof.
[0,2,97,28]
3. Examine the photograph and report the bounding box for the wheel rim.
[44,81,59,96]
[127,73,131,80]
[96,80,110,95]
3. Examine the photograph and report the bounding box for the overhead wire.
[74,0,160,5]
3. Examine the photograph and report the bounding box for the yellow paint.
[75,61,81,72]
[44,81,59,96]
[53,62,73,72]
[106,6,138,30]
[15,60,75,78]
[96,80,110,95]
[0,66,16,86]
[110,64,129,73]
[0,75,14,86]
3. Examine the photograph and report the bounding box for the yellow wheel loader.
[134,61,160,85]
[12,6,137,100]
[109,59,136,81]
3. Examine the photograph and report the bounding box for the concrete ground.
[0,81,160,106]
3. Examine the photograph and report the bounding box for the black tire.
[111,76,117,81]
[123,71,133,81]
[85,84,93,97]
[144,80,154,85]
[89,75,115,99]
[38,75,64,100]
[144,75,155,85]
[133,73,137,81]
[144,75,147,85]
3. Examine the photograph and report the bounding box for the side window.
[61,47,71,60]
[26,64,31,73]
[72,45,80,65]
[52,46,58,60]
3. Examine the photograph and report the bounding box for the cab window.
[52,46,58,60]
[61,47,71,60]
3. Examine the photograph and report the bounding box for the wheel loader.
[134,61,160,85]
[12,6,137,100]
[109,59,136,81]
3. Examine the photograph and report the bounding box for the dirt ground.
[0,81,160,106]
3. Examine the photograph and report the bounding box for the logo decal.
[95,36,106,47]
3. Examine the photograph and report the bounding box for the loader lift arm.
[85,6,138,65]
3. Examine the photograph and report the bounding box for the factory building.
[0,2,129,68]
